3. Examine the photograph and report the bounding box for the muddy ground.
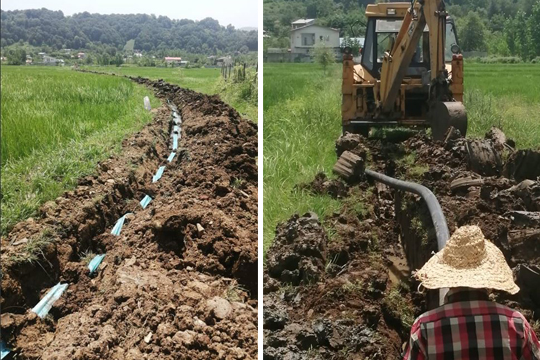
[264,129,539,359]
[1,76,258,359]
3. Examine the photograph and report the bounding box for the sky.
[1,0,258,29]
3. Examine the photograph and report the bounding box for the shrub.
[314,42,335,71]
[476,56,522,64]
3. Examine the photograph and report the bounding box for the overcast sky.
[1,0,258,29]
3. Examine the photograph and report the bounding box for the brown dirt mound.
[264,129,539,359]
[1,76,258,359]
[298,173,349,199]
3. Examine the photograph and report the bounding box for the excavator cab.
[342,2,467,140]
[362,18,429,78]
[361,18,459,78]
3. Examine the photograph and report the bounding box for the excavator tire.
[429,101,468,141]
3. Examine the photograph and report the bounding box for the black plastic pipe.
[365,168,449,250]
[365,168,450,306]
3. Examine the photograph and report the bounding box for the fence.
[221,62,257,82]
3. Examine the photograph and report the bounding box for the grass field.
[86,65,258,122]
[84,66,220,94]
[263,62,540,251]
[465,63,540,148]
[1,66,160,235]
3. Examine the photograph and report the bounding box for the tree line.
[263,0,540,61]
[1,8,258,55]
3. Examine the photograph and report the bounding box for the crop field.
[263,62,540,251]
[85,66,220,94]
[1,65,160,235]
[86,65,258,122]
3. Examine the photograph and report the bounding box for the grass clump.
[9,228,56,266]
[397,153,429,180]
[384,284,415,329]
[341,279,365,295]
[223,283,247,303]
[342,187,374,220]
[79,249,96,265]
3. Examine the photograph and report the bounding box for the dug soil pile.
[1,77,258,359]
[264,129,539,359]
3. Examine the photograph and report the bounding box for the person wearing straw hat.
[402,225,540,359]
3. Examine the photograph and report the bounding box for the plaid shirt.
[403,288,540,360]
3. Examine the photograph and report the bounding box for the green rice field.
[85,66,220,95]
[1,66,160,235]
[263,62,540,251]
[86,65,258,122]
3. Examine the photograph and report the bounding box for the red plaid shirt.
[403,288,540,360]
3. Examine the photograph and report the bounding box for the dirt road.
[264,130,540,359]
[1,77,258,359]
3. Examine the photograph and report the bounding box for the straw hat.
[414,225,519,294]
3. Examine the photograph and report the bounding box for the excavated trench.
[1,76,258,359]
[264,129,540,359]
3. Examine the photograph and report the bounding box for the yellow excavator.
[341,0,467,140]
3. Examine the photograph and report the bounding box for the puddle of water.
[388,239,410,286]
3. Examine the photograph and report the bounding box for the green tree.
[486,31,510,55]
[6,48,26,65]
[459,12,487,51]
[341,36,362,55]
[529,1,540,57]
[515,11,531,59]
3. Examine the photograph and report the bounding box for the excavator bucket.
[429,101,468,141]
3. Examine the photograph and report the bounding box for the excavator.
[341,0,467,140]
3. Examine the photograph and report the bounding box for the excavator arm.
[379,0,448,114]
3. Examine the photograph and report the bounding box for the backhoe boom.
[379,0,448,113]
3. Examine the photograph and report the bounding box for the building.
[291,19,315,29]
[263,30,270,38]
[216,56,233,67]
[164,57,182,65]
[77,52,86,59]
[43,56,64,65]
[290,20,340,55]
[43,55,57,64]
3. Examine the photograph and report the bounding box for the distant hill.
[0,8,257,54]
